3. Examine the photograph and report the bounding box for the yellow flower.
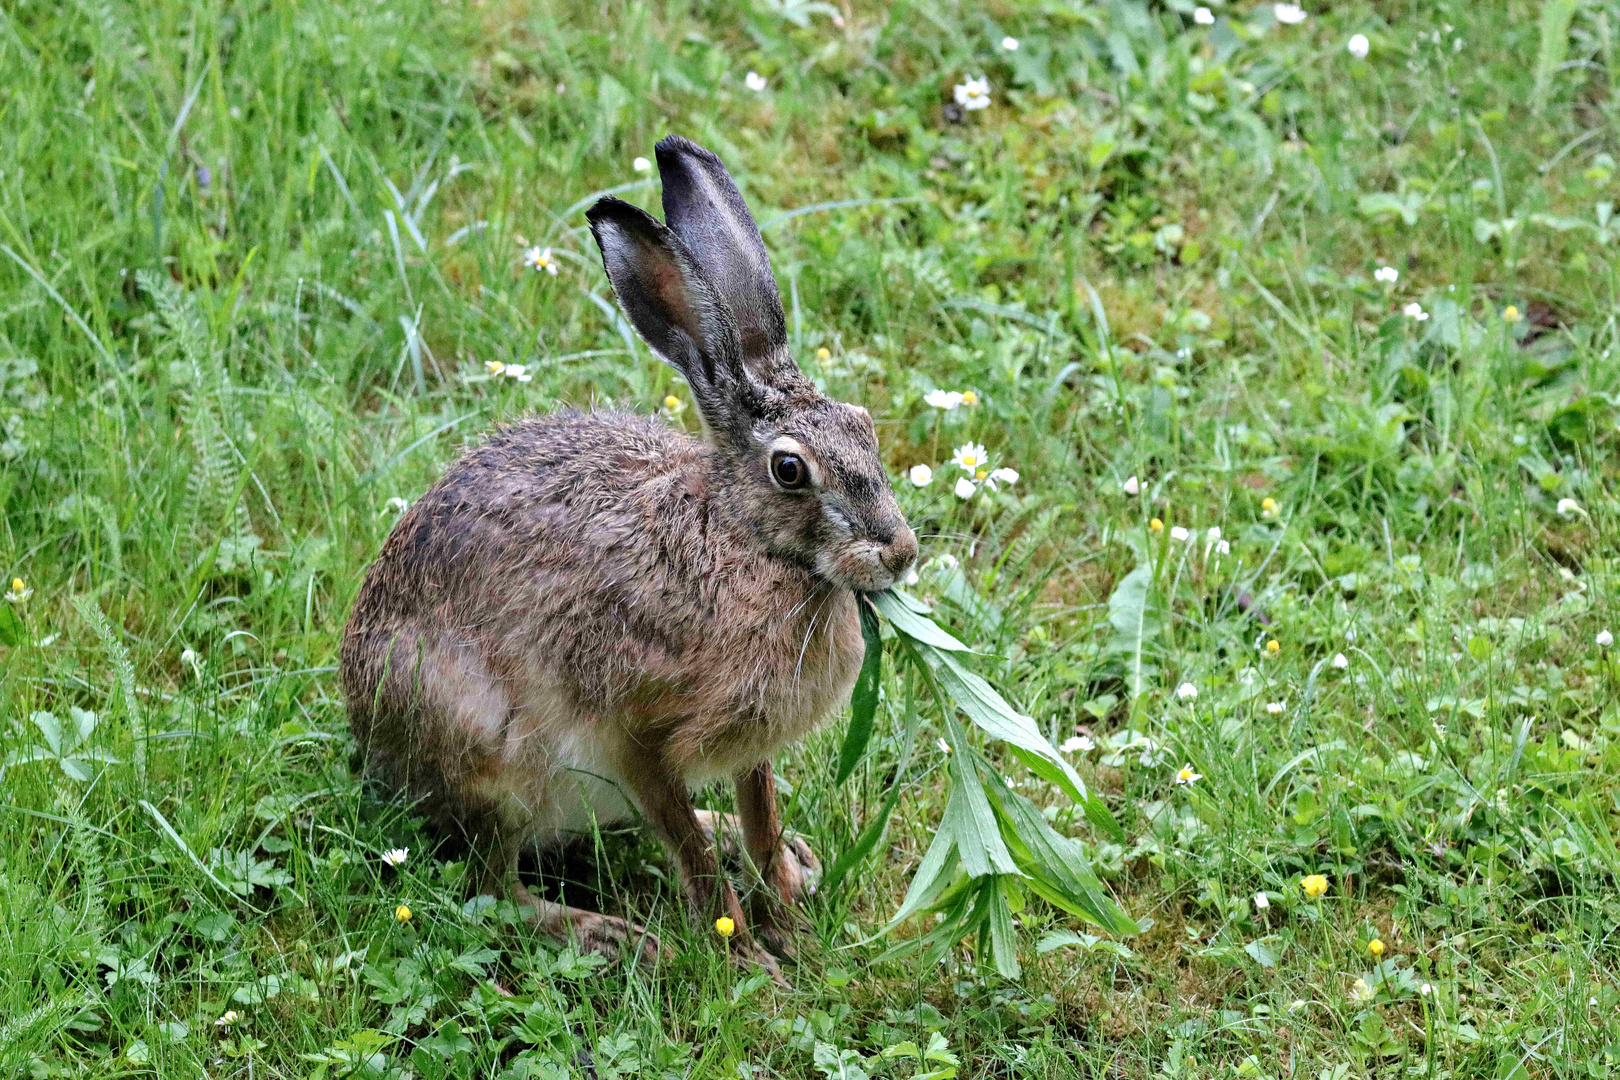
[1261,496,1276,512]
[816,347,831,360]
[485,360,505,375]
[1301,874,1328,898]
[715,916,735,938]
[1149,518,1164,533]
[5,577,31,602]
[960,390,979,406]
[1502,305,1522,323]
[1266,639,1280,655]
[395,904,412,923]
[975,468,988,480]
[663,394,686,414]
[1368,938,1385,958]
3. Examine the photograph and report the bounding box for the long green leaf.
[823,671,917,896]
[984,878,1021,979]
[939,713,1019,878]
[834,597,884,787]
[989,779,1139,935]
[1105,563,1159,702]
[871,589,973,652]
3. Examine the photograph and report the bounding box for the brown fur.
[339,137,917,979]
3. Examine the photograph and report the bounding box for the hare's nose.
[880,525,919,575]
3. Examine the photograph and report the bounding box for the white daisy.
[1348,33,1369,58]
[1274,4,1306,24]
[924,389,965,410]
[1598,630,1613,647]
[1175,682,1198,701]
[523,246,559,276]
[1122,475,1140,495]
[1000,36,1019,50]
[632,156,652,172]
[1060,735,1095,754]
[1265,701,1285,715]
[1332,652,1349,670]
[1403,302,1428,321]
[908,464,933,487]
[1557,498,1581,517]
[1169,526,1190,542]
[950,442,988,473]
[1174,763,1203,785]
[984,467,1019,491]
[953,77,991,111]
[1374,265,1398,284]
[380,848,409,867]
[745,71,767,92]
[1193,7,1214,24]
[954,476,977,500]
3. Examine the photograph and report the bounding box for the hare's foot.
[693,809,821,903]
[512,881,664,968]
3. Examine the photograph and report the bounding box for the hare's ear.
[586,197,759,437]
[655,136,794,379]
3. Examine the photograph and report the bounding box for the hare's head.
[587,137,917,592]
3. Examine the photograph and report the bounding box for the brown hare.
[339,136,918,978]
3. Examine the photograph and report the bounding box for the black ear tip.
[655,134,721,169]
[585,196,657,230]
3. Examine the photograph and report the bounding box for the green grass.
[2,0,1618,1075]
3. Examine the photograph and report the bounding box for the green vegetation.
[2,0,1618,1075]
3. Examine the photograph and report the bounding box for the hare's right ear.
[586,197,760,439]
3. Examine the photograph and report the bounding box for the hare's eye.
[771,452,809,490]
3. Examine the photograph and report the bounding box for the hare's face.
[741,399,918,592]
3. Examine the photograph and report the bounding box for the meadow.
[2,0,1618,1075]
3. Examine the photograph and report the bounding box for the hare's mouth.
[818,538,917,592]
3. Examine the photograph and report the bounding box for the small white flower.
[1212,540,1231,555]
[1598,630,1614,648]
[744,71,767,92]
[384,497,409,513]
[1254,892,1270,910]
[1122,475,1140,495]
[1206,526,1222,541]
[1420,983,1432,996]
[380,848,410,867]
[1000,35,1019,50]
[1266,701,1285,715]
[924,389,965,410]
[953,76,991,111]
[1169,526,1190,542]
[1176,682,1198,701]
[951,442,988,473]
[936,737,951,755]
[503,364,532,383]
[1174,763,1203,785]
[1557,497,1581,517]
[632,156,652,173]
[1349,977,1374,1003]
[523,246,559,276]
[1193,6,1214,24]
[214,1011,240,1027]
[954,476,977,500]
[908,464,934,487]
[1274,3,1306,24]
[1403,302,1428,321]
[1348,33,1370,58]
[1373,265,1398,284]
[984,467,1019,491]
[1332,652,1349,670]
[1060,735,1094,754]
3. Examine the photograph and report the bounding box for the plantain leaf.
[1105,563,1161,703]
[870,589,973,652]
[835,596,884,787]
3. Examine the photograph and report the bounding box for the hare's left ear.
[656,136,801,388]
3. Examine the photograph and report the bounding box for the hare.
[339,136,918,978]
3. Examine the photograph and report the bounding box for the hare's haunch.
[340,137,918,979]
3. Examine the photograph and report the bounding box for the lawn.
[1,0,1618,1076]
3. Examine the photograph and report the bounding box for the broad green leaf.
[939,740,1019,878]
[989,779,1138,935]
[1532,0,1575,112]
[835,597,883,786]
[926,648,1123,839]
[882,831,960,932]
[985,878,1021,979]
[1037,930,1134,958]
[0,604,25,647]
[1105,564,1160,702]
[31,711,63,755]
[870,589,972,652]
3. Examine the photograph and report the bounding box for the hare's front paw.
[569,911,667,969]
[730,934,788,986]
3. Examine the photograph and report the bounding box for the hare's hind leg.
[509,878,665,968]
